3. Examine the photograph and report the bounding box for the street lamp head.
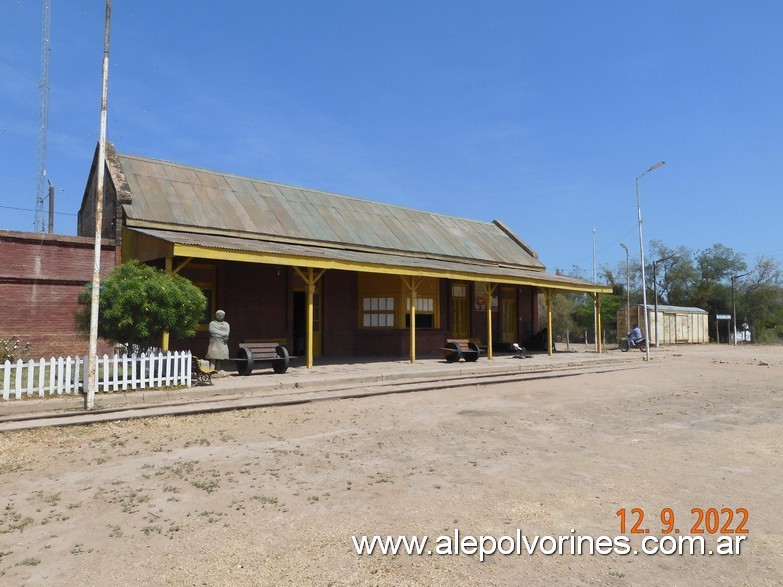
[654,254,676,266]
[637,161,666,181]
[620,243,628,252]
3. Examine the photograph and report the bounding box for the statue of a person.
[206,310,230,368]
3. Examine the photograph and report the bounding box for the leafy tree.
[75,260,207,350]
[696,244,747,283]
[648,240,697,306]
[681,244,747,340]
[549,267,622,343]
[741,257,783,343]
[548,291,580,339]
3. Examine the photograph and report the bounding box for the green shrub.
[75,260,207,351]
[0,336,30,363]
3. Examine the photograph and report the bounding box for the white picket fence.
[1,351,192,401]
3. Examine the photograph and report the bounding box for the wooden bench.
[191,356,218,385]
[234,342,290,375]
[438,339,481,363]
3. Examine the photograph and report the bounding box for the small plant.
[251,495,278,505]
[198,511,224,523]
[42,493,61,506]
[108,525,123,538]
[0,336,30,363]
[192,478,219,493]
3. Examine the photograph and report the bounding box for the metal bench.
[438,339,481,363]
[234,342,290,375]
[191,356,218,385]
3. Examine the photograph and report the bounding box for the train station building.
[77,143,612,366]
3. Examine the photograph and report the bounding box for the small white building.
[618,304,709,345]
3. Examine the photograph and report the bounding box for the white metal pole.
[86,0,111,409]
[592,228,597,351]
[636,161,664,362]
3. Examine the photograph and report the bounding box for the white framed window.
[406,296,436,328]
[362,296,395,328]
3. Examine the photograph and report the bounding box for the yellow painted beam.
[170,243,612,294]
[172,257,194,275]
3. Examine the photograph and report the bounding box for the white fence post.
[26,358,35,397]
[14,359,23,399]
[101,354,110,393]
[2,360,10,401]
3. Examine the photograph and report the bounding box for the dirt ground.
[0,344,781,586]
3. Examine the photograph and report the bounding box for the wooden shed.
[618,304,709,345]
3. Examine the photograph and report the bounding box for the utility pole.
[636,161,665,362]
[592,228,598,351]
[86,0,112,409]
[620,243,630,333]
[35,0,51,232]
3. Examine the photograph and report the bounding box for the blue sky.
[2,1,782,277]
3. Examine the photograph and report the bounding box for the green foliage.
[549,267,623,342]
[600,241,783,344]
[75,260,207,350]
[0,336,31,362]
[740,257,783,344]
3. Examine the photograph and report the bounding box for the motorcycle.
[619,334,647,352]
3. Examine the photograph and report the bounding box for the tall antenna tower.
[34,0,52,232]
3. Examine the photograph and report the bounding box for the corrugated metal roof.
[130,227,609,292]
[628,304,709,314]
[116,151,544,270]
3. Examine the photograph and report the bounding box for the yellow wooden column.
[544,288,554,356]
[595,294,604,353]
[401,276,423,363]
[587,292,603,353]
[295,267,325,369]
[596,293,603,353]
[162,256,173,351]
[482,282,497,359]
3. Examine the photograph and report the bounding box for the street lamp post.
[731,272,750,346]
[636,161,665,362]
[620,243,630,334]
[593,228,598,351]
[652,254,676,346]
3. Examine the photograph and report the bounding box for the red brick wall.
[0,230,116,359]
[322,271,357,356]
[168,261,290,358]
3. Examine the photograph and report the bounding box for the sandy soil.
[0,344,781,586]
